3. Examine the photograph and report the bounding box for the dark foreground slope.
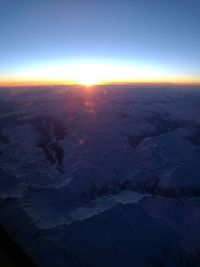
[0,85,200,267]
[0,224,38,267]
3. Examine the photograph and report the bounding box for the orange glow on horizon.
[1,79,200,88]
[0,62,200,88]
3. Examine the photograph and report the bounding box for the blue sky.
[0,0,200,83]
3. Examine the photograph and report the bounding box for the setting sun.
[79,78,97,86]
[71,64,101,86]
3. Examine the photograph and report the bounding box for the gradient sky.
[0,0,200,84]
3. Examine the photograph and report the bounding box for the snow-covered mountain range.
[0,85,200,267]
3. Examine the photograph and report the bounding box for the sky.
[0,0,200,85]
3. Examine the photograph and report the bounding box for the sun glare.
[79,78,97,86]
[72,64,100,86]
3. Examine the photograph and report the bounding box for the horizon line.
[0,80,200,88]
